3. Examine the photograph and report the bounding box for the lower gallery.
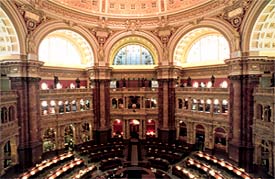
[0,0,274,178]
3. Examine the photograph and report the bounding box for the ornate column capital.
[225,56,275,77]
[0,59,44,78]
[86,66,112,80]
[155,66,182,80]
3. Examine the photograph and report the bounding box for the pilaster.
[156,66,181,143]
[0,59,44,171]
[225,56,274,172]
[88,66,112,144]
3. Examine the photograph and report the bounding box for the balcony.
[40,88,93,99]
[0,91,18,101]
[110,87,158,93]
[176,87,228,93]
[0,120,19,142]
[254,87,275,95]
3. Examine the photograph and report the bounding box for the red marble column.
[158,79,176,143]
[10,77,42,170]
[91,72,111,144]
[225,57,268,172]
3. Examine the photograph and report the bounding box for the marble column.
[225,57,273,172]
[88,67,112,144]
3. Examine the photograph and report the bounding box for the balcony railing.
[176,87,228,93]
[40,88,93,94]
[254,87,275,95]
[110,87,158,92]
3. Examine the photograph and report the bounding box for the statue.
[75,78,80,88]
[187,76,192,87]
[26,33,35,53]
[211,75,215,87]
[141,78,145,87]
[54,76,59,88]
[122,78,126,87]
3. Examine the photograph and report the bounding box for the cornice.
[23,0,231,30]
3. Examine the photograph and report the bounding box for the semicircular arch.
[241,0,271,55]
[0,1,27,58]
[104,30,163,67]
[169,18,238,66]
[32,20,99,64]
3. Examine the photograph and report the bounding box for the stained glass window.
[113,44,154,65]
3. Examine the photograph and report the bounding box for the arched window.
[187,35,229,63]
[112,98,118,109]
[113,44,154,65]
[8,106,15,121]
[178,99,183,109]
[39,30,94,68]
[256,104,263,120]
[1,107,8,123]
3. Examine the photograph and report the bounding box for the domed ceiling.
[50,0,211,17]
[22,0,232,29]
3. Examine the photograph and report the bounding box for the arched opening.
[213,99,220,114]
[49,100,56,114]
[38,29,94,68]
[118,98,124,109]
[174,28,230,67]
[41,101,48,115]
[205,99,211,113]
[81,122,90,142]
[113,44,154,65]
[198,99,204,112]
[71,100,77,112]
[109,36,158,69]
[112,119,123,138]
[195,124,205,151]
[263,105,271,122]
[3,141,12,168]
[146,119,156,138]
[184,98,188,109]
[214,127,227,153]
[256,104,263,120]
[179,121,187,143]
[178,99,183,109]
[221,99,228,114]
[112,98,118,109]
[64,125,74,150]
[128,96,141,110]
[130,119,140,139]
[42,128,56,152]
[261,140,270,173]
[191,99,197,111]
[65,100,71,113]
[1,107,8,123]
[8,106,15,121]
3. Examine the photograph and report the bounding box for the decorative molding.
[220,0,253,31]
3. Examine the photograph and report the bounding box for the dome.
[51,0,211,17]
[32,0,230,29]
